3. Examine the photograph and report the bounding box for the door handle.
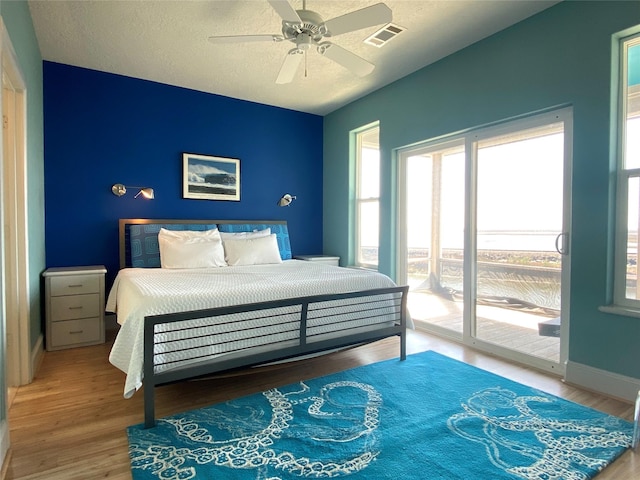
[555,232,568,255]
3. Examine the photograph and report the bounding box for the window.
[614,33,640,308]
[355,125,380,268]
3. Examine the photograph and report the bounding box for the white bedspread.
[107,260,406,398]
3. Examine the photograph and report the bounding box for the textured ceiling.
[28,0,559,115]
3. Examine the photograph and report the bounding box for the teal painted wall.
[324,1,640,379]
[0,1,45,351]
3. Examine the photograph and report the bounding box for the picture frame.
[183,153,240,201]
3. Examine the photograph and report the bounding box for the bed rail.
[143,285,408,428]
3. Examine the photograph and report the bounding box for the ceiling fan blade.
[323,3,392,37]
[276,49,304,84]
[267,0,302,24]
[208,34,284,44]
[318,42,375,77]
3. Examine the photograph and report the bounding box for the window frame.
[612,32,640,311]
[354,124,380,269]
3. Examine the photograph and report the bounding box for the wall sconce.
[277,193,296,207]
[112,183,155,199]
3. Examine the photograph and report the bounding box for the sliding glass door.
[398,109,572,373]
[473,120,568,366]
[399,141,465,338]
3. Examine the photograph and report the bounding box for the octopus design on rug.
[129,380,383,479]
[447,387,632,480]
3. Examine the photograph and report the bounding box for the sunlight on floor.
[476,305,541,330]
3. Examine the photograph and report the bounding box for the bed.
[107,219,409,428]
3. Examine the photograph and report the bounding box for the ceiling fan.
[208,0,392,84]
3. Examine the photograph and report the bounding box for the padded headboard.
[119,219,292,268]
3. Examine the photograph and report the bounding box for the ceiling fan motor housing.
[282,9,326,42]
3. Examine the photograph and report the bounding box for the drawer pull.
[69,330,84,334]
[67,284,84,288]
[68,306,84,310]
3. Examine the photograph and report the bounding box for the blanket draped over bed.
[107,260,410,399]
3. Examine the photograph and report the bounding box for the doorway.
[1,18,30,470]
[398,108,572,374]
[1,20,30,390]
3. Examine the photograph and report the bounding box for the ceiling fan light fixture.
[295,33,314,50]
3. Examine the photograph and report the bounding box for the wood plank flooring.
[408,291,561,362]
[5,328,639,479]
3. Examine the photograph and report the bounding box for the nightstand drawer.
[50,293,101,321]
[49,274,100,296]
[50,317,102,348]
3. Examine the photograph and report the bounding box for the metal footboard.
[143,285,408,428]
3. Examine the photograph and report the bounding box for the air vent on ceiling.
[364,23,405,48]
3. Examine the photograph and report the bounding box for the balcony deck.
[408,290,561,363]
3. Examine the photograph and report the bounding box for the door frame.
[0,15,31,472]
[463,107,573,376]
[396,107,572,376]
[1,17,30,386]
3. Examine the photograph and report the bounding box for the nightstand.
[294,255,340,266]
[43,265,107,351]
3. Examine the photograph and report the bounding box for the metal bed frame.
[116,219,408,428]
[143,285,408,428]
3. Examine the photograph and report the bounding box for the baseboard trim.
[0,422,10,480]
[30,334,44,381]
[565,360,640,403]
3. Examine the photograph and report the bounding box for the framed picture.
[183,153,240,201]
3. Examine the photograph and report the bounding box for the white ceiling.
[28,0,559,116]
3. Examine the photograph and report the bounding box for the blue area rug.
[127,351,633,479]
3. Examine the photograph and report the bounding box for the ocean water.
[434,232,563,252]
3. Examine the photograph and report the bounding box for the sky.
[404,131,564,251]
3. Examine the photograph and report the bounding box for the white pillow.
[223,234,283,266]
[158,228,227,268]
[219,228,271,240]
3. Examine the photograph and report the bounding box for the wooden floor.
[5,328,639,479]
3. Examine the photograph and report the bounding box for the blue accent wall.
[324,1,640,380]
[43,62,323,285]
